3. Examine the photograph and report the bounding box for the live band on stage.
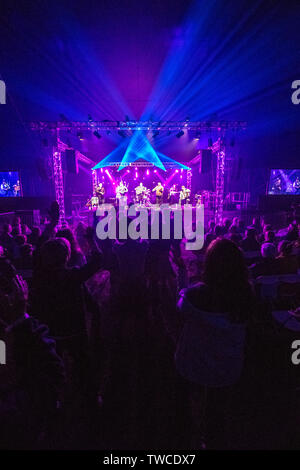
[86,181,198,209]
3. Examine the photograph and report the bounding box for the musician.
[116,181,128,202]
[135,182,147,203]
[1,179,10,196]
[271,177,283,194]
[95,182,105,203]
[179,186,191,205]
[152,181,164,205]
[13,180,21,197]
[293,176,300,194]
[86,196,99,210]
[168,184,178,205]
[195,191,202,206]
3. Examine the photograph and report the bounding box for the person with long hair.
[174,239,256,449]
[56,227,86,268]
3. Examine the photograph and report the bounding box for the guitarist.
[152,181,164,205]
[95,182,105,203]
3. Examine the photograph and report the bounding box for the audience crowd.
[0,202,300,449]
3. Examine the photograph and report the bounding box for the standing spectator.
[56,227,86,268]
[241,228,260,252]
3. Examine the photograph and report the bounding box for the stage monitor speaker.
[199,149,212,174]
[65,149,77,174]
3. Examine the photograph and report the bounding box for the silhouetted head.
[203,238,253,320]
[214,225,223,237]
[261,242,276,259]
[2,224,12,234]
[245,228,257,239]
[30,226,41,238]
[56,228,79,254]
[40,238,71,269]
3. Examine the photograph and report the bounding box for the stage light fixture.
[152,130,159,138]
[176,130,184,138]
[106,130,112,135]
[93,131,101,139]
[77,132,84,140]
[118,130,126,138]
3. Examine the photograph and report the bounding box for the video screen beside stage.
[0,171,21,197]
[268,169,300,195]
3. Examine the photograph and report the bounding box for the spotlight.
[77,132,84,140]
[88,114,93,122]
[118,130,126,138]
[93,131,101,139]
[194,132,201,141]
[152,130,159,138]
[176,130,184,138]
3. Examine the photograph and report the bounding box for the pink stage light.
[146,169,149,176]
[165,170,177,186]
[105,169,116,184]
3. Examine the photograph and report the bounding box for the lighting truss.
[92,169,98,197]
[94,161,189,168]
[52,150,66,224]
[30,120,247,132]
[186,170,192,191]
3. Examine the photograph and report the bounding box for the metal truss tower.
[212,138,226,224]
